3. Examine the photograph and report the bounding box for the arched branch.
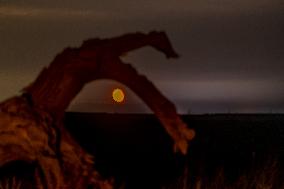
[0,31,195,189]
[23,31,195,154]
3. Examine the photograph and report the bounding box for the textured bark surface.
[0,31,195,188]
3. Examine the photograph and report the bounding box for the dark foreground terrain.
[65,113,284,189]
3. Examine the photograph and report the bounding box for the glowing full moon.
[112,88,125,103]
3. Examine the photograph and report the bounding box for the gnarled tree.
[0,31,195,189]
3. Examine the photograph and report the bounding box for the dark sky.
[0,0,284,113]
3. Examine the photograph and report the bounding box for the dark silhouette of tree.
[0,31,195,189]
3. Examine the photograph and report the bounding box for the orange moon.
[112,88,125,103]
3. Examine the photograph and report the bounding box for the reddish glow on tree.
[112,88,125,103]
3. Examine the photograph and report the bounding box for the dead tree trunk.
[0,31,195,189]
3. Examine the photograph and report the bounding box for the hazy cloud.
[1,0,283,19]
[0,0,283,113]
[0,5,107,19]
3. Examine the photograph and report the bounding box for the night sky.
[0,0,283,113]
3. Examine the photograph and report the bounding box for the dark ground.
[65,113,284,189]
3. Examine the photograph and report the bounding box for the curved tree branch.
[0,31,195,188]
[23,32,177,115]
[23,31,195,154]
